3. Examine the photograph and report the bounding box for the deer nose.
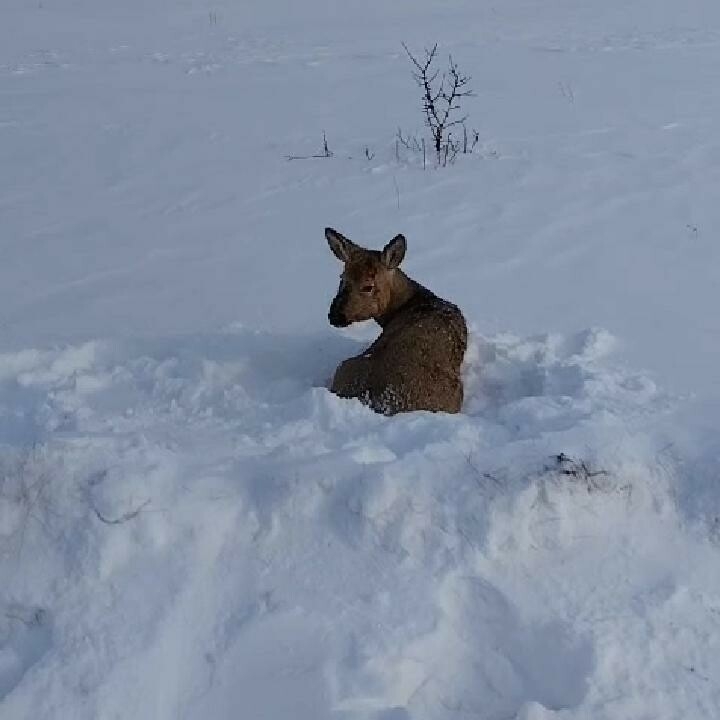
[328,302,349,327]
[328,310,347,327]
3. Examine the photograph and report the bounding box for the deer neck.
[375,270,428,328]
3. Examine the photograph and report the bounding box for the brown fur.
[325,227,467,415]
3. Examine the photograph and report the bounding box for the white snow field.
[2,0,720,718]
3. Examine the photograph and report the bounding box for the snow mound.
[1,326,718,719]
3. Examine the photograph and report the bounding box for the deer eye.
[360,284,375,294]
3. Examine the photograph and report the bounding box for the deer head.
[325,228,407,327]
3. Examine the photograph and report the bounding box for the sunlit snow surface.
[1,1,720,718]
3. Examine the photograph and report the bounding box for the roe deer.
[325,227,467,415]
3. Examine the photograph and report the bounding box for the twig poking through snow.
[465,452,503,492]
[5,607,47,628]
[92,499,150,525]
[547,453,610,492]
[286,131,334,160]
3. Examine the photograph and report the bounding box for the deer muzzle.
[328,296,350,327]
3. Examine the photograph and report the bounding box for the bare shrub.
[401,42,478,165]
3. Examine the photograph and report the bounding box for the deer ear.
[325,227,356,262]
[381,234,406,269]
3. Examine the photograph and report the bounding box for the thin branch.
[286,131,334,161]
[92,499,150,525]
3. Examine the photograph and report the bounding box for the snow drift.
[1,327,718,719]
